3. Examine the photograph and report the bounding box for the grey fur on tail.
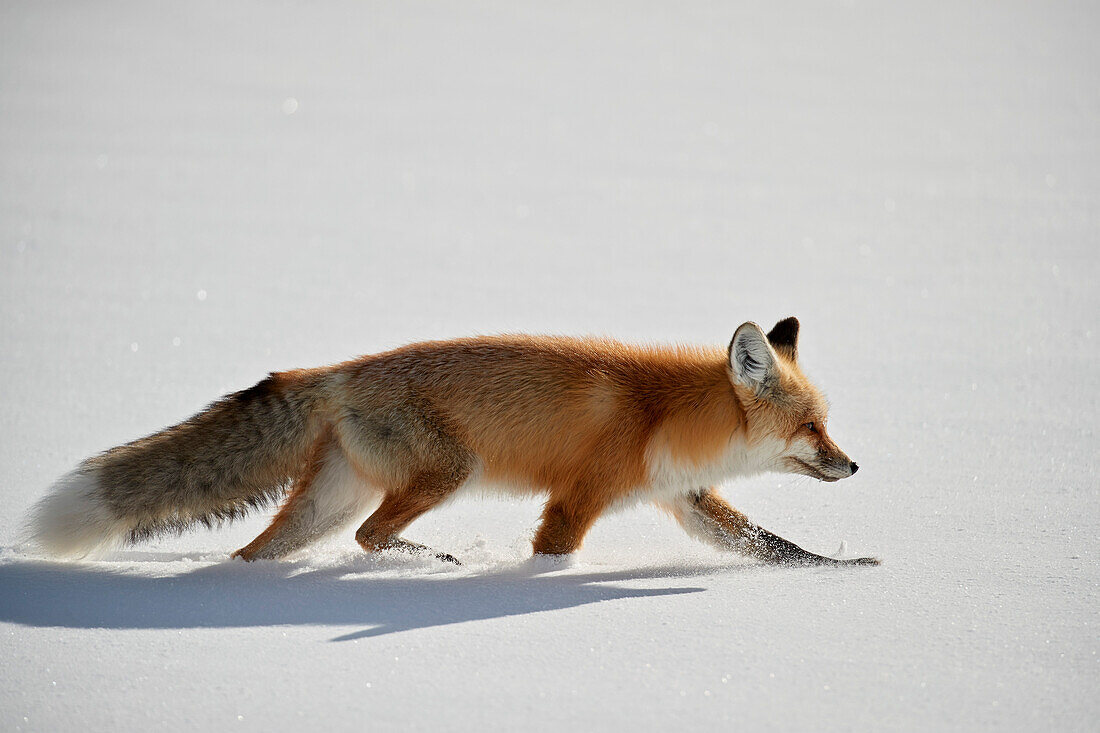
[27,373,326,558]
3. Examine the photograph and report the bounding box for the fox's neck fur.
[646,360,746,467]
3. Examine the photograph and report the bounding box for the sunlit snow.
[1,1,1097,731]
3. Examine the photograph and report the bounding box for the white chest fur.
[623,436,787,509]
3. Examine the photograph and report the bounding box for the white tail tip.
[26,468,127,559]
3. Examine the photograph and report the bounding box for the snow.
[1,1,1097,730]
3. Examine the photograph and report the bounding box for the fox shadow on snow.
[0,554,714,641]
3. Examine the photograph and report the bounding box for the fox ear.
[766,316,799,361]
[728,322,780,395]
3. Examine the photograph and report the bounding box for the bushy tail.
[27,370,331,558]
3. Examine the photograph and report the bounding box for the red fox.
[28,318,878,566]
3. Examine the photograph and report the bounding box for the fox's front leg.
[666,488,879,566]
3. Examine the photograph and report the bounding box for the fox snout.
[829,459,858,481]
[822,457,853,479]
[787,449,858,482]
[824,455,859,482]
[831,458,859,481]
[816,436,858,481]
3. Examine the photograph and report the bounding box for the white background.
[1,1,1097,730]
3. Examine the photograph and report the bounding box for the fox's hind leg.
[233,434,378,561]
[354,468,469,564]
[531,496,606,556]
[664,488,880,566]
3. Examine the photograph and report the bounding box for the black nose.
[849,462,859,475]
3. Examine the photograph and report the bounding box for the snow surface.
[1,1,1098,730]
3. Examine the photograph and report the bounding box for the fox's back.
[332,336,733,492]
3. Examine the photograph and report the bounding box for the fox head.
[727,317,858,482]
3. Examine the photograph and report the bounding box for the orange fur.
[331,337,741,504]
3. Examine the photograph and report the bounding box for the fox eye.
[804,422,817,433]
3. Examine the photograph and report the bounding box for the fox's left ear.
[728,322,780,396]
[766,317,799,361]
